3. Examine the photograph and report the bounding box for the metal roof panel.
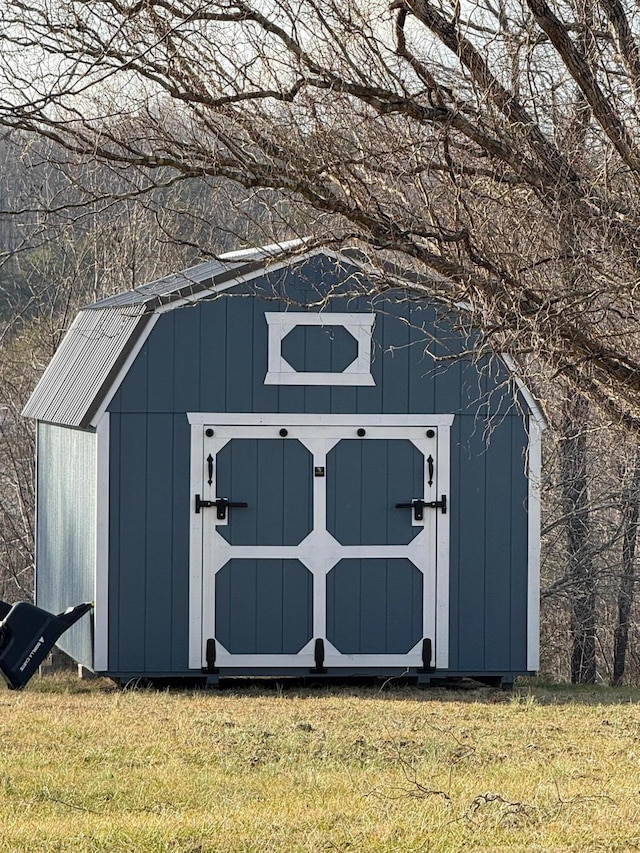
[22,252,271,428]
[88,258,245,310]
[22,306,148,427]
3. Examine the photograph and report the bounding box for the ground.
[0,676,638,852]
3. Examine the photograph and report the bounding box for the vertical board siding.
[144,414,175,670]
[216,439,313,547]
[215,559,312,654]
[170,413,191,672]
[108,413,121,670]
[327,439,422,546]
[109,412,192,674]
[115,414,147,672]
[327,558,422,654]
[146,314,175,413]
[173,307,201,412]
[447,414,530,673]
[386,297,411,412]
[409,303,436,415]
[199,297,226,411]
[36,423,96,667]
[455,418,487,671]
[226,294,254,413]
[483,421,513,671]
[106,253,532,676]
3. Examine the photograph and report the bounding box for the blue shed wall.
[35,423,95,667]
[105,255,530,676]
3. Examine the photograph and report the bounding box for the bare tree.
[559,394,597,682]
[0,0,639,424]
[612,450,640,684]
[6,0,640,680]
[0,136,280,601]
[0,343,35,601]
[540,400,640,683]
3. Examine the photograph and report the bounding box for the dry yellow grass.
[0,676,639,852]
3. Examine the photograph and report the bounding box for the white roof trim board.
[22,245,547,429]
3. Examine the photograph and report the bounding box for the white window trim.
[264,312,375,386]
[188,413,452,671]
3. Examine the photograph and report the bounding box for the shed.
[24,245,545,686]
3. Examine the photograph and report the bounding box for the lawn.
[0,676,639,852]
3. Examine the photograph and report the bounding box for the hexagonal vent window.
[281,323,358,373]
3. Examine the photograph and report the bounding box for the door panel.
[215,438,313,546]
[326,439,424,545]
[215,559,313,654]
[326,558,423,654]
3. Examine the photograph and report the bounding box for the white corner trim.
[94,413,110,672]
[89,314,160,428]
[264,311,376,386]
[527,417,542,671]
[33,425,40,607]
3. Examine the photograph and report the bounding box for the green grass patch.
[0,676,639,851]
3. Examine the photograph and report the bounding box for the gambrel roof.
[23,244,296,428]
[23,242,546,430]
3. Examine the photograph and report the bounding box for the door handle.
[195,495,249,519]
[395,496,447,520]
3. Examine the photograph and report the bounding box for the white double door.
[189,415,450,670]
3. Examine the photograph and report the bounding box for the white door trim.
[188,413,452,671]
[188,413,455,427]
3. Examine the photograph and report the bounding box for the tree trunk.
[560,394,597,683]
[612,451,640,685]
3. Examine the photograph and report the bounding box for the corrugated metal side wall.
[106,255,530,676]
[35,423,96,667]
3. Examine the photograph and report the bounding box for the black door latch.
[395,496,447,520]
[195,495,249,519]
